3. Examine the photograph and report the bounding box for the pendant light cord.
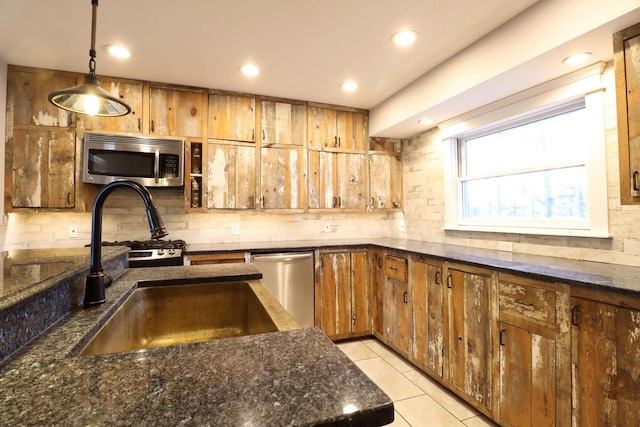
[89,0,98,75]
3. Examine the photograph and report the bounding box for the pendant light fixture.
[48,0,131,117]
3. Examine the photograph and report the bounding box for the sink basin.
[79,281,284,356]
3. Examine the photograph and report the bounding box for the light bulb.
[83,95,100,116]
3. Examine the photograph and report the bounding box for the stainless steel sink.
[79,280,296,356]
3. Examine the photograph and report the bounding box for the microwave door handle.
[154,150,160,183]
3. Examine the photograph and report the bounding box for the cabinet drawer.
[384,255,408,282]
[499,278,556,332]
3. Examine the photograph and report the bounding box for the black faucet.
[84,180,168,307]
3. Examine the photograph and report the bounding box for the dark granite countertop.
[187,237,640,296]
[0,246,128,306]
[0,263,394,426]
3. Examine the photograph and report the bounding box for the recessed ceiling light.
[562,52,592,66]
[390,30,418,47]
[341,81,358,92]
[105,45,131,59]
[418,118,432,126]
[239,64,260,77]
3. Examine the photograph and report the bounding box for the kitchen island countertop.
[0,263,394,427]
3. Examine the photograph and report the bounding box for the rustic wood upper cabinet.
[80,76,144,133]
[614,22,640,204]
[308,151,366,210]
[7,65,76,128]
[369,151,402,210]
[307,105,367,151]
[8,128,75,209]
[315,249,371,340]
[208,93,256,142]
[206,141,256,209]
[411,256,444,379]
[260,100,305,146]
[149,86,204,138]
[382,254,412,358]
[259,100,307,209]
[260,146,306,209]
[445,262,496,415]
[497,273,571,427]
[571,293,640,426]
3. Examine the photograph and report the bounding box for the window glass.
[460,106,588,223]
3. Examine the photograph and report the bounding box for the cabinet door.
[614,23,640,203]
[308,151,338,209]
[317,252,351,338]
[499,322,555,427]
[8,66,76,127]
[308,107,367,151]
[412,259,444,378]
[307,106,337,149]
[337,153,366,210]
[350,250,371,335]
[382,255,411,357]
[208,93,256,142]
[369,153,402,210]
[394,281,411,356]
[260,146,305,209]
[206,142,256,209]
[336,110,368,151]
[10,128,75,208]
[371,249,385,338]
[149,87,203,137]
[260,101,304,146]
[81,76,143,133]
[497,274,570,427]
[446,265,493,411]
[571,297,640,426]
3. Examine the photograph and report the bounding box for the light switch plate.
[68,224,79,238]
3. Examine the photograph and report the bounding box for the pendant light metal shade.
[48,0,131,117]
[49,74,131,116]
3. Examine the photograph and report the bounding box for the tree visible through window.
[456,103,594,230]
[444,69,608,237]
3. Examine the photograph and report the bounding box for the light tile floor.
[337,338,499,427]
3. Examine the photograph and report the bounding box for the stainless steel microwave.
[83,132,185,187]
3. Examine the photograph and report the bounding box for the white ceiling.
[1,0,640,138]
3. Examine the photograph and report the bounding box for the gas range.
[101,239,187,268]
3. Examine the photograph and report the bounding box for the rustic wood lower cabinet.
[445,262,497,416]
[497,273,571,427]
[315,249,371,340]
[411,256,444,379]
[316,247,640,426]
[382,254,411,358]
[571,291,640,426]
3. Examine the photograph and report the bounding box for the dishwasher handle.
[251,252,313,263]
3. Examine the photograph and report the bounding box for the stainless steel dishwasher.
[251,252,314,328]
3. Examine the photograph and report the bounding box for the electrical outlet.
[231,223,240,235]
[68,224,79,238]
[323,223,331,233]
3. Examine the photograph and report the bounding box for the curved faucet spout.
[85,180,168,307]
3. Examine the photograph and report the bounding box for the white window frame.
[443,64,609,238]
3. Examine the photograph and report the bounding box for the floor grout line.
[342,338,498,427]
